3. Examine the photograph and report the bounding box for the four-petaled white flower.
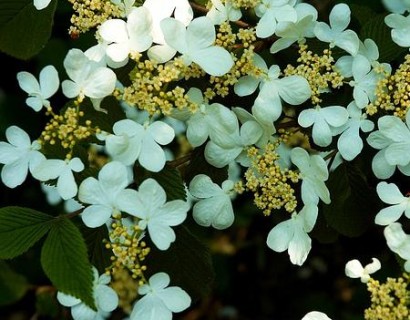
[375,182,410,225]
[161,16,234,76]
[17,65,59,112]
[270,3,318,53]
[382,0,410,14]
[235,59,311,124]
[298,105,349,147]
[105,119,175,172]
[130,272,191,320]
[345,258,381,283]
[0,126,44,188]
[314,3,359,55]
[32,157,84,200]
[267,205,318,266]
[254,0,297,39]
[367,112,410,179]
[207,0,242,25]
[189,174,235,229]
[291,147,330,205]
[62,49,117,111]
[125,178,189,250]
[78,161,138,228]
[99,7,153,64]
[57,267,119,320]
[302,312,332,320]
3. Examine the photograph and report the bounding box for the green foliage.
[41,217,95,310]
[145,225,214,302]
[323,162,380,237]
[0,206,53,259]
[80,224,112,274]
[0,260,29,306]
[135,163,187,201]
[0,0,57,60]
[35,289,60,317]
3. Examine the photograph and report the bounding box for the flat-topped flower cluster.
[2,0,410,319]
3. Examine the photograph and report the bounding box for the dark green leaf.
[80,224,112,274]
[0,0,57,60]
[0,260,29,306]
[323,162,380,237]
[0,206,53,259]
[182,145,228,186]
[360,14,407,62]
[135,163,187,201]
[41,217,95,309]
[145,225,214,301]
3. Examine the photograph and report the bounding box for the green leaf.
[323,162,380,237]
[41,217,95,309]
[360,14,407,62]
[0,206,53,259]
[80,224,112,274]
[0,0,57,60]
[134,163,187,201]
[145,225,214,301]
[182,145,228,186]
[0,260,29,306]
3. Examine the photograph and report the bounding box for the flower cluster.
[3,0,410,318]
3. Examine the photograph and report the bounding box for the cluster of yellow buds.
[364,273,410,320]
[284,42,344,105]
[367,54,410,119]
[244,140,300,216]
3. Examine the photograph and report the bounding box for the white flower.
[345,258,381,283]
[255,0,297,39]
[34,0,52,10]
[367,113,410,179]
[32,158,84,200]
[17,65,59,112]
[189,174,235,229]
[375,182,410,225]
[267,205,318,266]
[270,3,318,53]
[384,222,410,271]
[105,119,175,172]
[205,118,263,168]
[57,267,118,320]
[78,161,138,228]
[302,312,332,320]
[110,0,135,17]
[291,147,330,205]
[385,13,410,47]
[207,0,242,25]
[161,16,234,76]
[99,7,153,64]
[314,3,359,55]
[298,105,349,148]
[0,126,44,188]
[126,178,189,250]
[236,61,311,124]
[336,102,374,161]
[62,49,117,111]
[130,272,191,320]
[143,0,193,63]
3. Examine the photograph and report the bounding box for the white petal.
[1,160,29,188]
[379,115,410,142]
[288,226,311,265]
[138,178,167,209]
[192,195,234,229]
[32,159,64,181]
[6,126,31,148]
[34,0,52,10]
[277,75,311,105]
[385,142,410,166]
[95,285,119,312]
[365,258,381,274]
[148,222,175,250]
[81,205,113,228]
[148,121,175,145]
[83,68,116,99]
[156,200,189,226]
[329,3,350,32]
[157,287,191,312]
[266,220,294,253]
[372,150,396,179]
[376,182,405,204]
[139,137,166,172]
[39,65,59,98]
[189,174,223,198]
[161,18,188,53]
[148,272,170,290]
[375,204,406,225]
[57,169,78,200]
[56,292,81,307]
[186,17,215,50]
[17,71,40,94]
[302,311,332,320]
[345,259,364,278]
[131,295,171,320]
[191,46,234,76]
[234,75,260,97]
